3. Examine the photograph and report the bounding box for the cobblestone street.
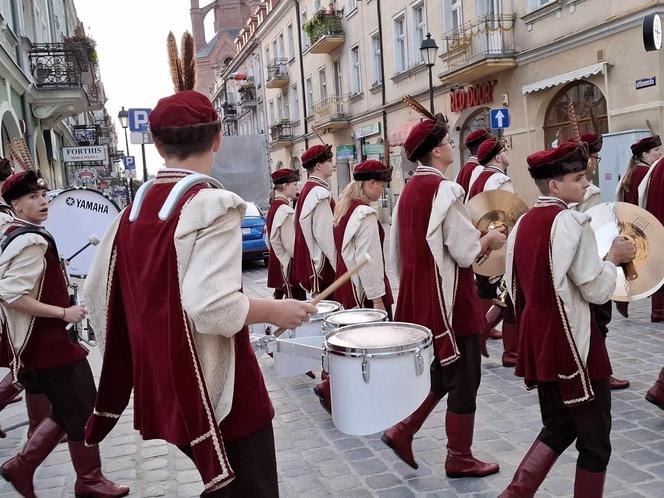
[1,262,663,497]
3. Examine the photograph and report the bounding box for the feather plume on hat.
[167,31,196,93]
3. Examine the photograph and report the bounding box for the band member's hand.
[482,229,507,250]
[272,300,317,330]
[63,305,87,323]
[606,237,636,265]
[372,299,386,311]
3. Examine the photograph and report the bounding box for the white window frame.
[287,23,295,60]
[349,44,362,95]
[393,12,408,74]
[313,0,320,13]
[290,83,300,122]
[278,32,285,59]
[301,9,310,49]
[370,31,382,85]
[443,0,463,34]
[305,76,314,116]
[268,99,275,126]
[347,0,357,12]
[411,1,426,65]
[318,67,327,101]
[526,0,552,12]
[272,39,278,60]
[276,94,283,121]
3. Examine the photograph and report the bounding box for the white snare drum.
[283,300,342,338]
[322,308,388,335]
[45,188,121,277]
[324,322,433,436]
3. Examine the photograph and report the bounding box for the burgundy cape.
[467,169,498,200]
[395,173,484,366]
[511,205,612,405]
[333,199,393,309]
[266,197,293,296]
[618,164,649,205]
[290,178,335,293]
[85,176,273,492]
[644,160,664,223]
[456,159,479,199]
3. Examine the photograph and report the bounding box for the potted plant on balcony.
[303,8,344,45]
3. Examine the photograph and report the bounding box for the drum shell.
[283,300,341,338]
[325,323,433,436]
[321,308,388,335]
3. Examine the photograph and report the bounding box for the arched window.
[544,81,608,149]
[459,107,491,165]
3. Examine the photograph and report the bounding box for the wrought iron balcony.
[266,59,289,89]
[304,11,345,54]
[29,43,85,87]
[438,15,517,85]
[238,84,257,108]
[312,95,350,131]
[270,121,294,149]
[222,102,238,121]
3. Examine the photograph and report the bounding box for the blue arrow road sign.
[123,156,136,170]
[490,108,510,129]
[128,108,152,132]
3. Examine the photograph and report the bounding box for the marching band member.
[0,170,128,498]
[313,160,395,413]
[637,135,664,409]
[456,128,492,200]
[381,117,504,478]
[84,89,314,496]
[290,145,337,296]
[266,168,305,300]
[615,135,662,318]
[466,138,518,368]
[570,133,630,391]
[499,142,635,497]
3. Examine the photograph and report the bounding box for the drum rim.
[324,322,432,357]
[47,186,121,211]
[308,300,342,322]
[323,308,388,327]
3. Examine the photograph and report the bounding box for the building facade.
[212,0,664,211]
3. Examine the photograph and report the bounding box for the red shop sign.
[450,80,497,113]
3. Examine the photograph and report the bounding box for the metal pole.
[428,65,434,114]
[123,128,130,158]
[122,128,133,201]
[141,143,148,182]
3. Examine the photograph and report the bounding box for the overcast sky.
[74,0,208,176]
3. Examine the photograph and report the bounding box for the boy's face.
[550,170,589,204]
[11,189,49,224]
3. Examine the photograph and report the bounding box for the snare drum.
[322,308,388,335]
[284,300,342,338]
[324,322,433,436]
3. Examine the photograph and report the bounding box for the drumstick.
[273,253,373,338]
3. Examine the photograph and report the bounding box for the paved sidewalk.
[0,262,663,497]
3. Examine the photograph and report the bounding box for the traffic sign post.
[128,108,152,182]
[122,156,136,170]
[490,108,510,129]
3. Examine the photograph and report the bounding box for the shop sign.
[362,144,384,156]
[336,145,355,160]
[356,122,381,139]
[62,146,109,164]
[450,80,497,113]
[636,77,656,89]
[76,168,98,185]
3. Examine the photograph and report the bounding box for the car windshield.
[245,203,262,217]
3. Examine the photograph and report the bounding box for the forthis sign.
[62,146,109,164]
[450,81,496,113]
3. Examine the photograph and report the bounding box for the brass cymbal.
[587,202,664,302]
[465,190,529,277]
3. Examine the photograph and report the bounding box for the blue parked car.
[242,202,269,265]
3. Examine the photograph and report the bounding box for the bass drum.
[45,188,120,278]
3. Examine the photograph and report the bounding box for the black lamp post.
[420,33,439,114]
[118,106,133,200]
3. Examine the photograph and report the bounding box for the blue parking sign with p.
[123,156,136,170]
[128,108,152,132]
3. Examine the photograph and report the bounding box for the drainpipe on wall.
[294,0,309,150]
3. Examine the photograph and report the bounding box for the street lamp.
[420,33,439,114]
[118,106,132,200]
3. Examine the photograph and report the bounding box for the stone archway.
[457,107,491,165]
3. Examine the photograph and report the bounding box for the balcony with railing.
[303,11,345,54]
[438,15,517,85]
[238,83,257,108]
[222,102,238,121]
[29,43,85,88]
[266,59,289,89]
[312,95,350,131]
[270,121,294,149]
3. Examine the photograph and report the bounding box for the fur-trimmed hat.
[271,168,300,186]
[301,144,333,169]
[527,142,588,180]
[568,132,603,155]
[631,135,661,156]
[353,160,392,182]
[149,90,219,130]
[477,138,504,166]
[403,118,448,163]
[0,158,12,182]
[2,170,48,204]
[464,128,492,148]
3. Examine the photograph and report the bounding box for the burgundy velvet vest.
[4,224,87,374]
[456,159,479,198]
[645,161,664,224]
[266,197,290,294]
[332,199,393,309]
[467,169,497,200]
[290,178,335,293]
[512,205,612,405]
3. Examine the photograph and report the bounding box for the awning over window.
[521,62,608,95]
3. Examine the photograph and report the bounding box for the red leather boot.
[501,320,518,368]
[381,390,441,469]
[651,292,664,322]
[608,375,630,390]
[68,441,129,498]
[0,417,66,498]
[444,411,500,478]
[0,372,22,410]
[313,377,331,414]
[481,299,502,339]
[25,393,51,439]
[498,440,558,497]
[573,468,605,498]
[645,367,664,410]
[615,301,629,318]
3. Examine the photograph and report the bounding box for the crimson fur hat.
[631,135,661,156]
[403,118,448,162]
[567,132,602,154]
[271,168,300,186]
[0,158,12,181]
[149,90,219,130]
[527,142,588,180]
[464,128,492,148]
[301,144,333,169]
[477,138,504,166]
[2,170,48,204]
[353,160,392,182]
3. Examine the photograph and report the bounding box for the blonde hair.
[621,156,640,194]
[333,181,369,226]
